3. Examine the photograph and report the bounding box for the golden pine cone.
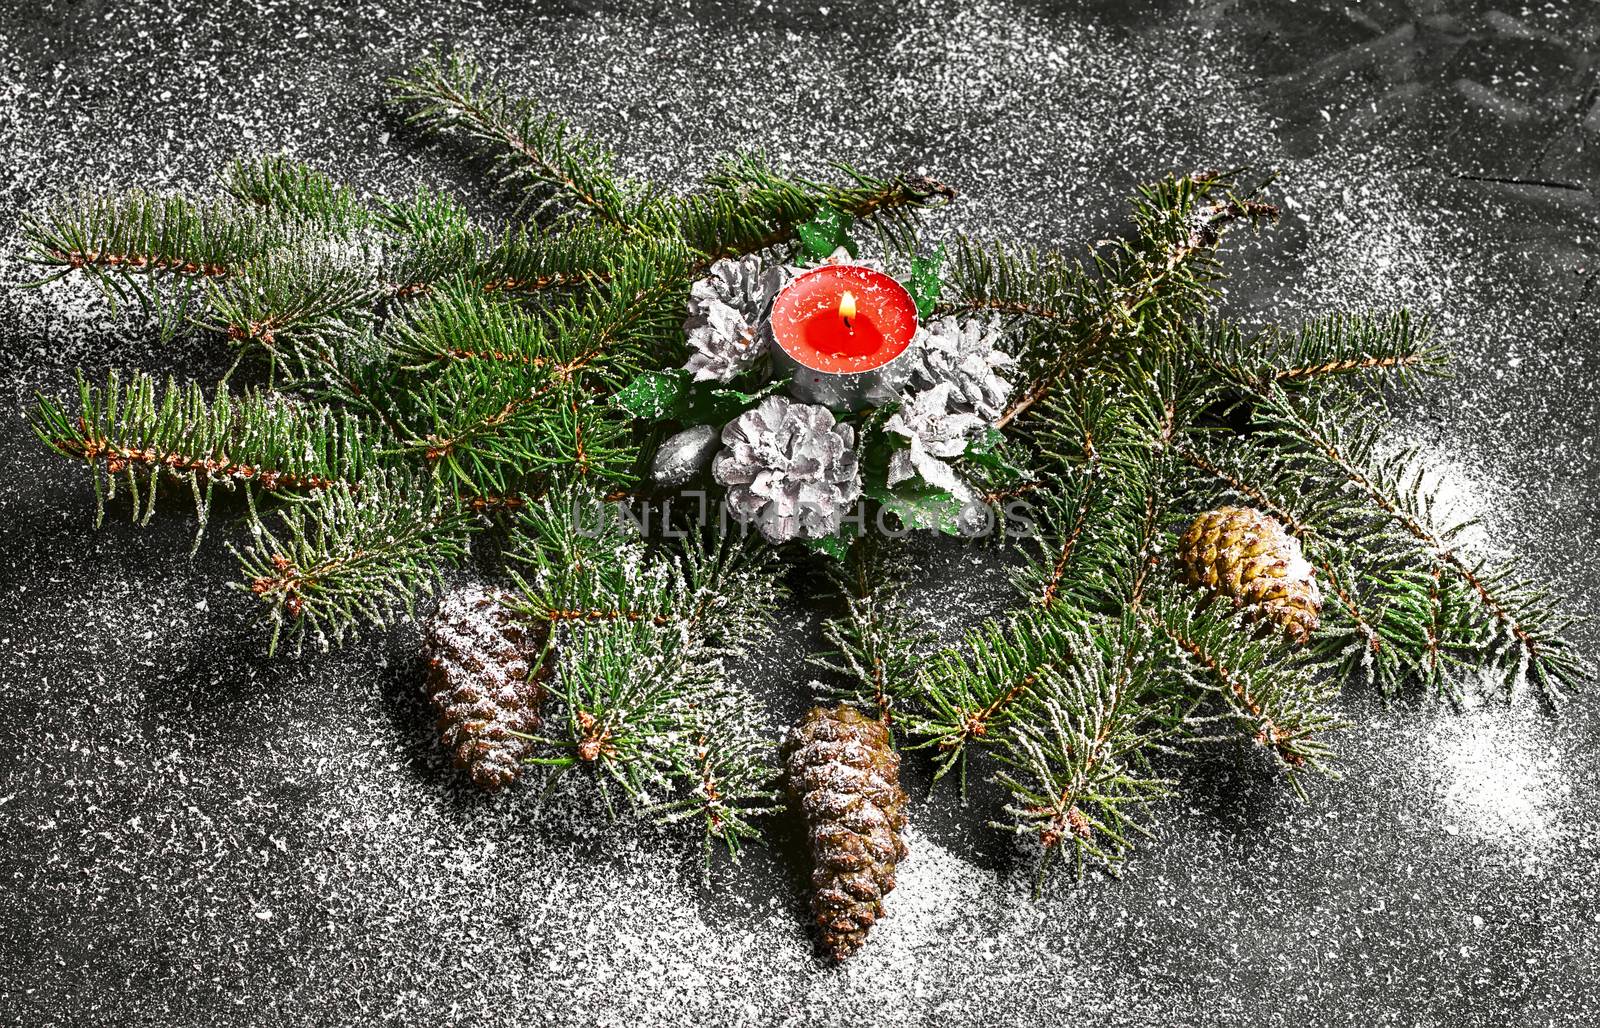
[785,705,909,962]
[424,587,551,791]
[1178,506,1322,644]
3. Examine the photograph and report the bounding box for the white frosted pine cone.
[905,315,1015,422]
[712,395,862,543]
[884,382,986,495]
[683,254,793,383]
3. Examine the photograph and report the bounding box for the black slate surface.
[1,1,1598,1025]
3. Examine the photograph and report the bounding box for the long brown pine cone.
[423,587,551,791]
[1177,505,1323,644]
[785,704,909,962]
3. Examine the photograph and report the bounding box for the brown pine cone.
[1178,506,1323,644]
[423,587,550,791]
[785,704,909,962]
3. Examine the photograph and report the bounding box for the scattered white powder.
[1417,708,1571,869]
[1372,433,1502,560]
[2,1,1597,1024]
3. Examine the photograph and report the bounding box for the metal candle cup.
[767,264,920,412]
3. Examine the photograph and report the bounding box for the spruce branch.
[19,191,280,317]
[937,235,1090,326]
[511,504,782,853]
[1018,474,1111,612]
[990,614,1184,886]
[505,487,661,622]
[394,250,686,496]
[1014,374,1147,612]
[540,618,717,784]
[1311,558,1401,697]
[392,57,954,272]
[22,191,262,284]
[404,369,631,495]
[1171,427,1479,702]
[203,250,380,358]
[1257,388,1588,703]
[508,490,782,644]
[391,54,646,228]
[468,220,625,293]
[1020,354,1208,618]
[941,172,1276,430]
[812,537,933,725]
[223,154,376,236]
[556,651,777,861]
[1172,439,1316,539]
[232,468,472,653]
[33,370,369,531]
[1149,593,1341,779]
[676,152,956,266]
[647,699,783,864]
[1192,312,1444,392]
[673,531,787,650]
[376,187,490,296]
[259,325,407,438]
[385,276,564,370]
[902,608,1081,789]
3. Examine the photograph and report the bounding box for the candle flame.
[839,290,857,325]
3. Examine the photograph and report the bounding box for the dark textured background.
[1,1,1598,1025]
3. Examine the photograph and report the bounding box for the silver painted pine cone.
[906,315,1015,422]
[683,254,792,384]
[884,382,986,494]
[712,395,862,544]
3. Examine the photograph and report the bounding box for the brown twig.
[943,669,1047,754]
[1272,353,1427,383]
[58,434,342,493]
[1038,499,1090,609]
[49,248,231,278]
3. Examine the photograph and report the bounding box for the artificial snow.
[1,1,1597,1025]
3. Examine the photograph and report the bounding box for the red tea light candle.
[768,263,920,411]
